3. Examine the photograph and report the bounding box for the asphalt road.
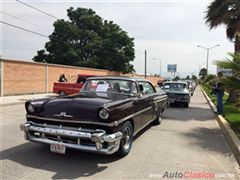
[1,87,239,180]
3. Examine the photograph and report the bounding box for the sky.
[1,0,234,78]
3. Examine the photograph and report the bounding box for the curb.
[200,86,240,165]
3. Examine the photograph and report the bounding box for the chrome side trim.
[153,97,168,103]
[115,106,153,126]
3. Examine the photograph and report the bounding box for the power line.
[0,21,49,38]
[1,21,70,45]
[16,0,59,20]
[1,10,52,32]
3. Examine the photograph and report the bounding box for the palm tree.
[205,0,240,52]
[215,53,240,104]
[206,0,240,103]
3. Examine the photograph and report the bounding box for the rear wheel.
[116,121,133,157]
[169,103,174,107]
[59,91,66,96]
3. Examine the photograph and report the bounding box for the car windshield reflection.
[80,79,138,97]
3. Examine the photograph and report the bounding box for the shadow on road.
[0,142,121,179]
[180,127,233,157]
[164,106,215,121]
[1,123,154,179]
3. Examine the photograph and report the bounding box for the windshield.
[81,79,138,96]
[163,83,187,90]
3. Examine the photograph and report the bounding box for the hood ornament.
[54,112,73,118]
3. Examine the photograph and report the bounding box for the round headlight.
[99,108,109,120]
[27,104,35,113]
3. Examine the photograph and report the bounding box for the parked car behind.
[20,76,168,157]
[53,74,95,96]
[162,81,190,107]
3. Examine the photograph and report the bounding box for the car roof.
[86,76,150,83]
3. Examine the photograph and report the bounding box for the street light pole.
[197,44,220,74]
[144,50,147,78]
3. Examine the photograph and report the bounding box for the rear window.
[163,83,186,89]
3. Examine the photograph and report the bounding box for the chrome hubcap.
[159,111,163,121]
[122,127,131,150]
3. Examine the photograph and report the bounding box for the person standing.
[214,72,224,114]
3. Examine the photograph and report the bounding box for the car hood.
[30,93,130,122]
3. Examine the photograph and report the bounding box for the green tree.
[215,53,240,104]
[33,7,135,73]
[191,75,197,81]
[205,0,240,52]
[173,76,180,81]
[204,74,216,86]
[185,75,190,80]
[199,68,207,80]
[96,21,135,73]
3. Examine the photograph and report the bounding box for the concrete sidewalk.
[0,93,57,106]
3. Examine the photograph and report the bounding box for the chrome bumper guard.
[20,122,123,155]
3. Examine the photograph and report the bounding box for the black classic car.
[162,81,190,108]
[20,76,167,157]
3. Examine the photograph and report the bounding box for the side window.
[140,82,155,95]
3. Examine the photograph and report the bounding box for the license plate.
[50,143,66,154]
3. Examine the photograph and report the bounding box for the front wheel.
[116,121,133,157]
[152,110,163,125]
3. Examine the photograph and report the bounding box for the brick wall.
[0,59,164,96]
[131,74,164,86]
[3,60,46,95]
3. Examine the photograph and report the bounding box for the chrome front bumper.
[168,98,190,103]
[20,122,123,155]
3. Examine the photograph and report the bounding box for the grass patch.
[201,84,240,131]
[224,104,240,129]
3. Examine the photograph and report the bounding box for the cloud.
[1,1,234,77]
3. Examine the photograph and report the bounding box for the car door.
[137,81,155,127]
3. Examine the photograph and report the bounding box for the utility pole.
[144,50,147,78]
